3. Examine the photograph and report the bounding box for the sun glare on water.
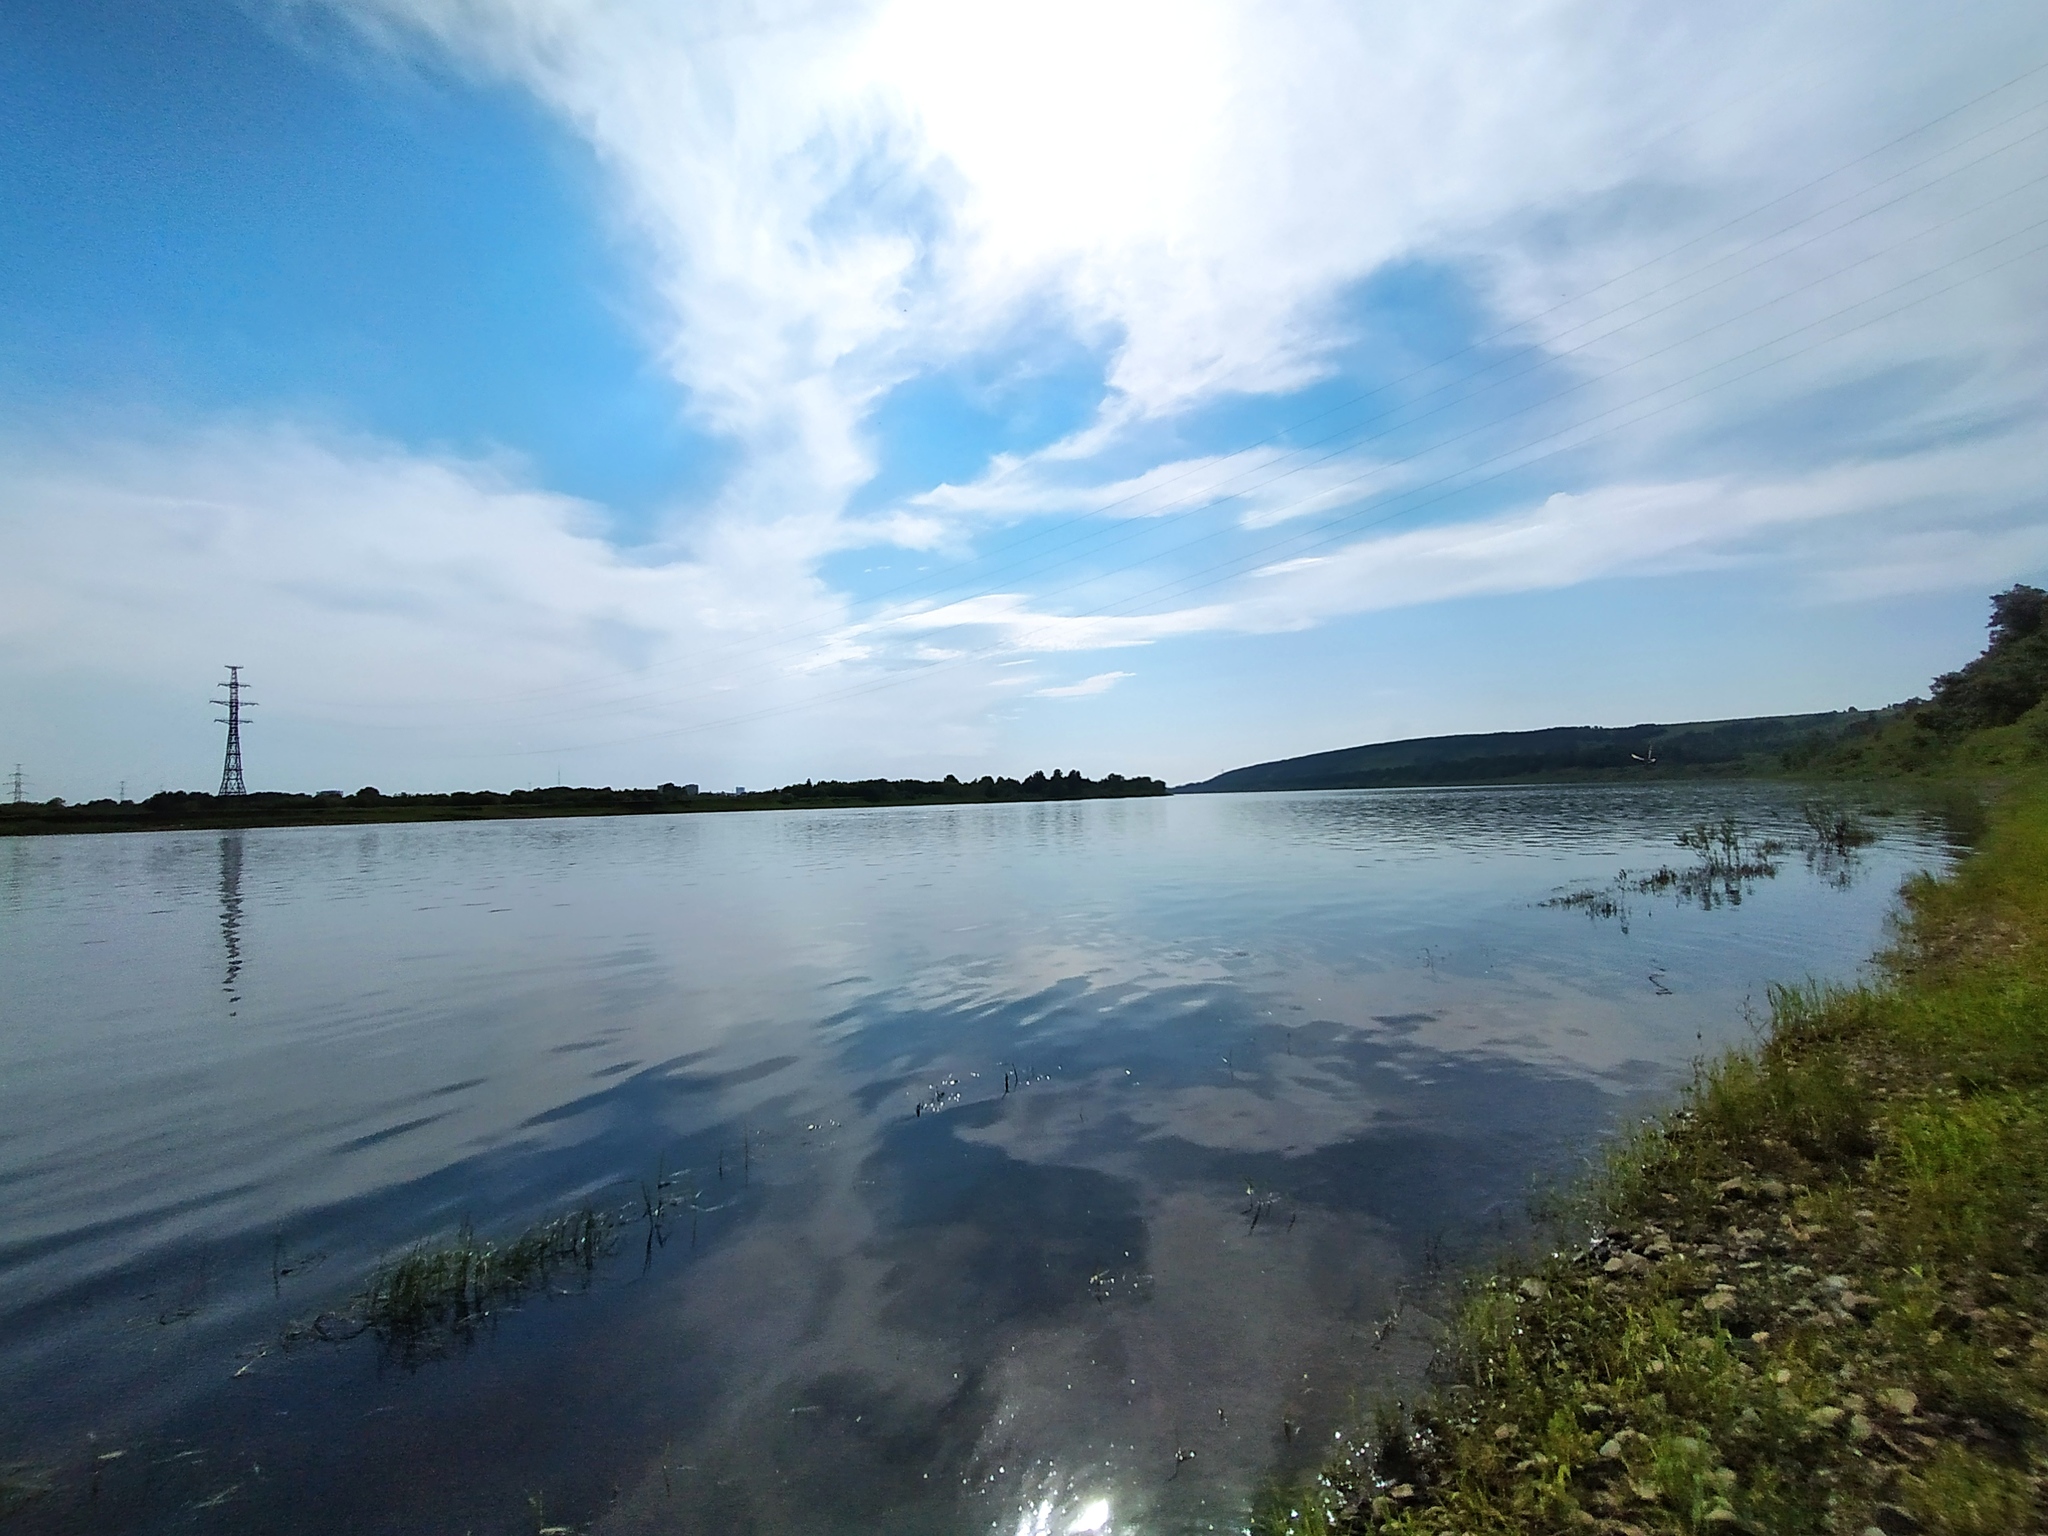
[1013,1493,1114,1536]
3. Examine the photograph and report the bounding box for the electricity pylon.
[214,666,255,796]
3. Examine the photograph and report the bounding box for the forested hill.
[1178,710,1896,794]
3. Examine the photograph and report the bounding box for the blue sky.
[0,0,713,521]
[4,0,2048,796]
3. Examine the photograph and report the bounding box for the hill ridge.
[1177,709,1894,793]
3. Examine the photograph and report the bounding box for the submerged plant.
[1544,817,1789,923]
[356,1205,611,1345]
[286,1154,719,1357]
[1799,799,1876,854]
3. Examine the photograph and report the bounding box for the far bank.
[0,769,1168,837]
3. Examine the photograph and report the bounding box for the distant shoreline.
[0,771,1168,837]
[1176,707,1901,794]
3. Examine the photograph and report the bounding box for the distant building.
[316,789,344,798]
[734,786,747,794]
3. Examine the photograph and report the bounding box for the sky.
[4,0,2048,797]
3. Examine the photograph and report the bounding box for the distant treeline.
[1181,709,1902,794]
[0,769,1168,836]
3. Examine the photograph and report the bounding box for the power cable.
[856,144,2048,627]
[987,182,2048,623]
[1051,236,2048,634]
[483,220,2048,756]
[410,59,2048,713]
[476,151,2048,733]
[451,135,2048,744]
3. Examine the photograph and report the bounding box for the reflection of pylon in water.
[213,666,255,796]
[219,834,245,1015]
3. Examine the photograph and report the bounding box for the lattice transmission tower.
[7,764,22,804]
[214,666,255,796]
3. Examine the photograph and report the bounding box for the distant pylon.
[213,666,256,796]
[7,764,22,804]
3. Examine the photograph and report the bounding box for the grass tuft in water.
[1800,799,1877,854]
[285,1155,717,1355]
[360,1206,611,1343]
[1542,817,1796,926]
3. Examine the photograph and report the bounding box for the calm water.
[0,785,1948,1534]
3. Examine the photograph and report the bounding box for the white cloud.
[845,428,2048,647]
[863,592,1229,654]
[906,447,1413,532]
[351,2,2047,420]
[1814,520,2048,602]
[1032,671,1134,699]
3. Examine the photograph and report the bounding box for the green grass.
[285,1161,711,1355]
[1263,765,2048,1535]
[278,1206,618,1355]
[360,1207,611,1342]
[1804,694,2048,783]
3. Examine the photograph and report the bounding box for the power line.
[988,209,2048,637]
[494,217,2048,756]
[1023,191,2048,623]
[265,59,2048,766]
[399,58,2048,717]
[783,151,2048,667]
[1037,132,2048,581]
[469,89,2048,735]
[853,92,2048,610]
[479,150,2048,744]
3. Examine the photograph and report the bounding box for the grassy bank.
[1262,761,2048,1533]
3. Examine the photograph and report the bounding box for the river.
[0,784,1950,1534]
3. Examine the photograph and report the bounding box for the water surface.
[0,785,1948,1533]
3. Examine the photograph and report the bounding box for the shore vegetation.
[1261,587,2048,1536]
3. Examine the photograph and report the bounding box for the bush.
[1919,585,2048,736]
